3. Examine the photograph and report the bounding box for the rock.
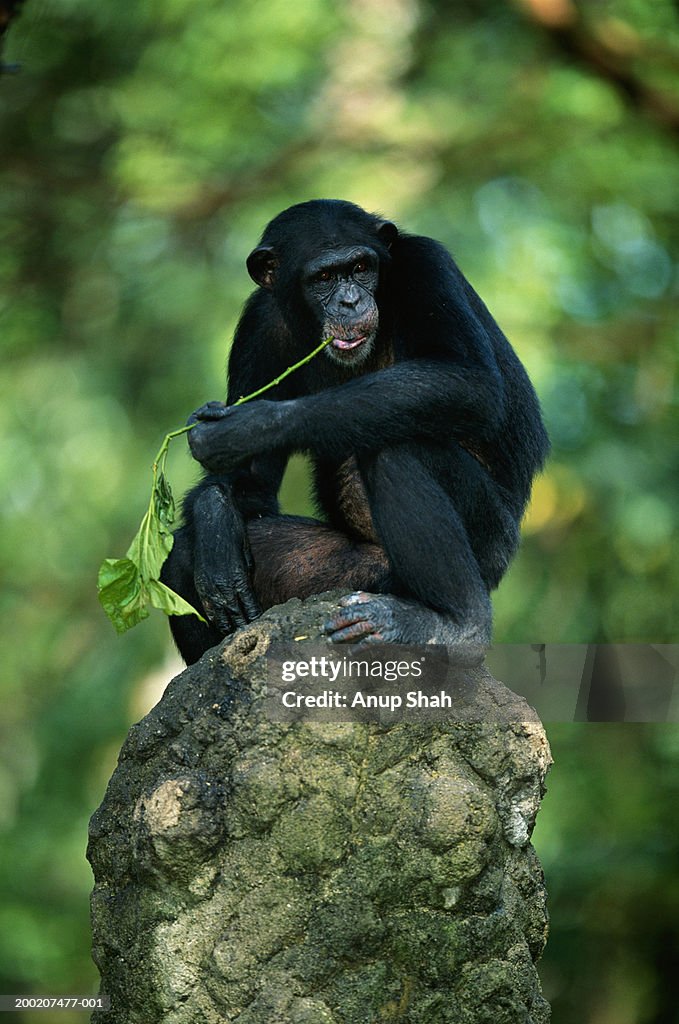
[88,593,552,1023]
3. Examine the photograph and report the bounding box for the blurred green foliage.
[0,0,677,1021]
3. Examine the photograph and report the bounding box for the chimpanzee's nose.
[339,283,360,308]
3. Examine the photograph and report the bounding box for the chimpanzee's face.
[301,246,380,366]
[246,210,397,368]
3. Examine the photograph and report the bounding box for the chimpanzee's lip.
[332,335,367,350]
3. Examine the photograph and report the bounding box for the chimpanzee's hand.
[192,484,260,634]
[187,400,291,473]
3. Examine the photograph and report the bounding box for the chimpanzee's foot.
[323,591,490,665]
[323,592,400,643]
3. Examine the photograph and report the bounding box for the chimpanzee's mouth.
[332,335,367,351]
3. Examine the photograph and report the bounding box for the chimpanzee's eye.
[354,261,368,274]
[315,269,332,283]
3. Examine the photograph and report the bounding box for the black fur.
[161,200,549,665]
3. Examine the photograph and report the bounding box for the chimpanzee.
[161,199,549,665]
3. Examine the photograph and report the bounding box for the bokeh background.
[1,1,678,1021]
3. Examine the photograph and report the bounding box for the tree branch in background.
[518,0,679,139]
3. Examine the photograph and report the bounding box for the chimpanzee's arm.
[187,358,504,473]
[179,450,287,632]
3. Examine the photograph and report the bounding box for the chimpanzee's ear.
[247,245,278,289]
[376,220,399,247]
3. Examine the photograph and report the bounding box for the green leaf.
[97,557,150,634]
[126,507,173,581]
[154,469,175,529]
[147,578,207,621]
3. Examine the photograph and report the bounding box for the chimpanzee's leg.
[247,515,392,607]
[323,445,519,663]
[163,446,518,666]
[162,514,392,664]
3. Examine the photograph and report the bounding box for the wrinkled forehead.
[262,204,377,263]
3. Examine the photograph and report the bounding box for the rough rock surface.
[88,593,552,1023]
